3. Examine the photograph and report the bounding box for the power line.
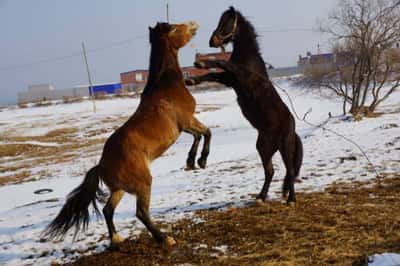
[0,34,147,72]
[0,27,319,73]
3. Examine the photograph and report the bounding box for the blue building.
[89,83,122,95]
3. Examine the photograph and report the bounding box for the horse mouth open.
[186,21,199,36]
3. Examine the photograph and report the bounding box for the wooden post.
[166,2,170,23]
[82,42,96,113]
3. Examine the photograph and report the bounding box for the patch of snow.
[0,84,399,265]
[369,253,400,266]
[0,141,60,147]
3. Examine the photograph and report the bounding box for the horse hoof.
[184,165,196,171]
[111,234,125,246]
[185,79,196,86]
[197,158,206,169]
[287,201,296,208]
[194,61,205,69]
[255,199,265,206]
[164,236,177,246]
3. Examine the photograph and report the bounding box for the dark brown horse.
[43,21,211,247]
[187,7,303,205]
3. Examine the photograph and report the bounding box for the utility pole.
[166,2,170,23]
[82,42,96,113]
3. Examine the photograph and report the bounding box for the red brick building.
[195,51,231,62]
[120,69,149,91]
[120,52,231,91]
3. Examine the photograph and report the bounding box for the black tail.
[42,165,103,240]
[294,133,303,177]
[283,133,303,195]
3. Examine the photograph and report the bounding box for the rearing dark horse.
[187,6,303,204]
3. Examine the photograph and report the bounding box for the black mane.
[142,23,181,97]
[234,10,260,53]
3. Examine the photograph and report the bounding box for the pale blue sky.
[0,0,336,104]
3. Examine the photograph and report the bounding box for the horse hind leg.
[184,132,201,170]
[136,183,176,246]
[280,136,297,205]
[197,127,211,169]
[256,135,277,202]
[103,189,125,246]
[184,117,211,169]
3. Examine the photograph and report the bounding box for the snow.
[369,253,400,266]
[0,81,399,265]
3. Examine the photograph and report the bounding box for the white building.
[18,84,89,104]
[27,83,55,93]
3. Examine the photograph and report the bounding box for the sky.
[0,0,336,105]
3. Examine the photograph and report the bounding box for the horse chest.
[236,95,264,128]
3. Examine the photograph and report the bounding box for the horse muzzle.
[185,21,199,36]
[209,34,223,48]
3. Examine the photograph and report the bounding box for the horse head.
[149,21,198,50]
[209,6,238,48]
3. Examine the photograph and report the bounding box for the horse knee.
[204,128,211,138]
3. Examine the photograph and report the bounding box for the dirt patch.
[68,174,400,266]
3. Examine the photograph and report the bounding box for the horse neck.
[232,17,261,59]
[145,39,182,93]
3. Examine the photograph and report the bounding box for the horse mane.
[142,23,181,97]
[234,10,261,53]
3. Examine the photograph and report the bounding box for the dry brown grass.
[0,143,43,157]
[0,126,107,186]
[0,171,31,185]
[70,174,400,266]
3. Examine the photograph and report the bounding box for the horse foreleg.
[103,189,125,246]
[185,72,234,87]
[184,117,211,169]
[195,60,242,77]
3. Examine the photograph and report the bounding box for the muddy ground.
[66,174,400,266]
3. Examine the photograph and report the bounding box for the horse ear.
[149,26,154,43]
[229,6,235,12]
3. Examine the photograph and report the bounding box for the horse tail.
[293,133,303,177]
[42,165,104,240]
[283,133,303,195]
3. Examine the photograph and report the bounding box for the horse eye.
[170,28,177,33]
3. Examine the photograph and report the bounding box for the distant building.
[17,82,121,104]
[181,66,208,79]
[298,51,354,73]
[90,83,122,95]
[120,52,232,90]
[195,51,231,62]
[120,70,149,92]
[28,83,55,93]
[18,83,56,103]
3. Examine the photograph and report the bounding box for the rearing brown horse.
[187,7,303,205]
[43,21,211,247]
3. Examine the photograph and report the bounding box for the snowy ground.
[0,81,399,265]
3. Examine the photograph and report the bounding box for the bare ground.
[67,173,400,266]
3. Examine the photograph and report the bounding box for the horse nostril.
[210,35,221,47]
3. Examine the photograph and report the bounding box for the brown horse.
[43,21,211,247]
[186,7,303,205]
